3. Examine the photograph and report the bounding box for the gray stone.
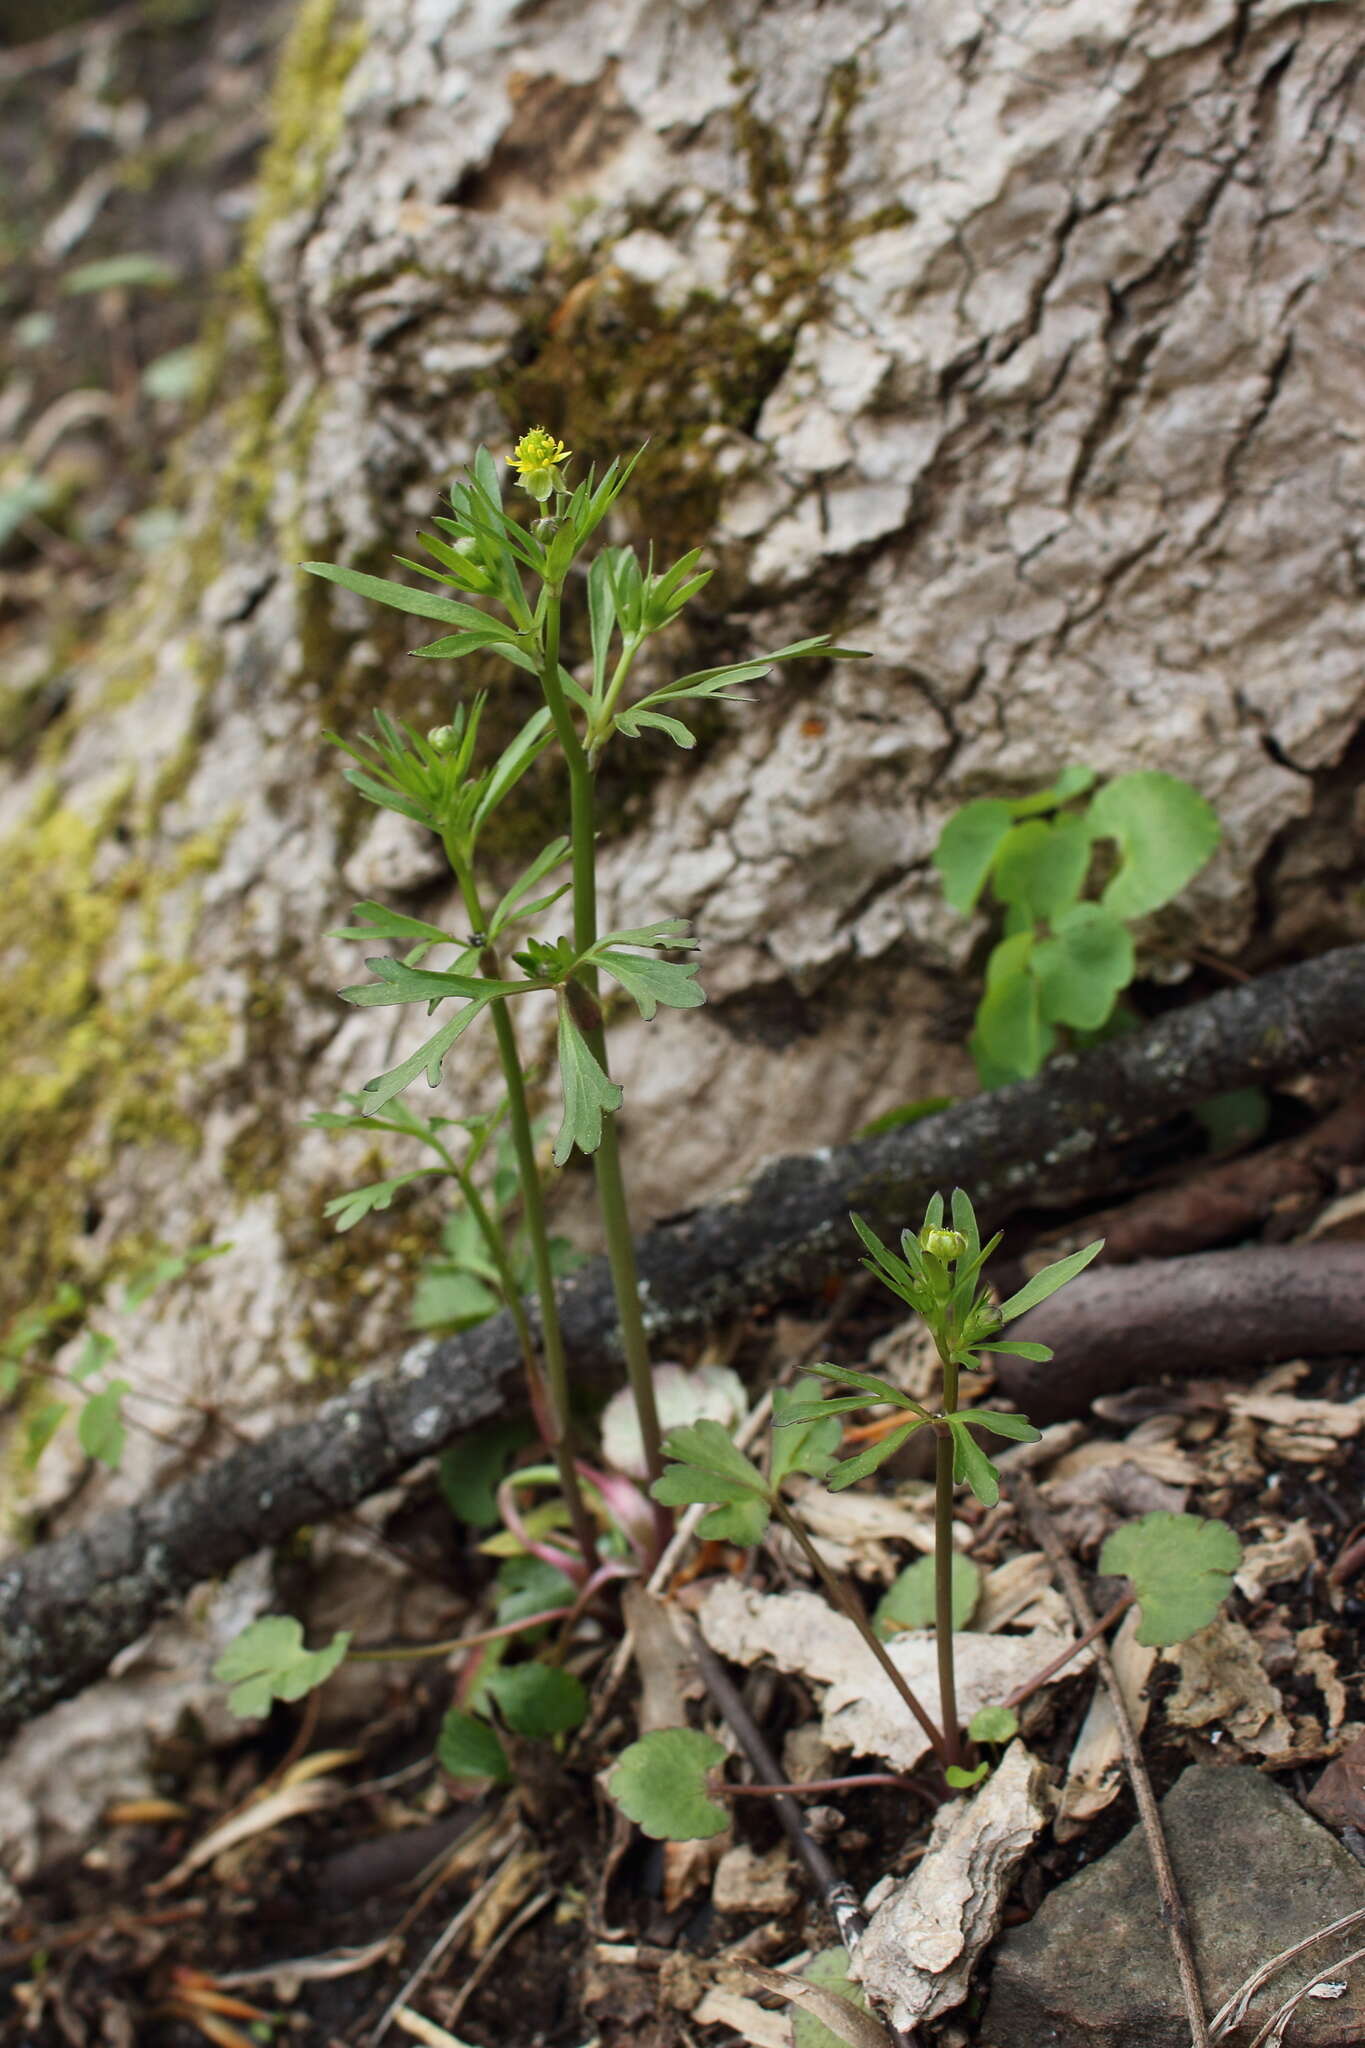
[981,1765,1365,2048]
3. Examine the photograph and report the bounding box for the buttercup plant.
[612,1191,1241,1835]
[297,432,863,1571]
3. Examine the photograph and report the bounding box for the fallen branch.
[1012,1474,1209,2048]
[996,1242,1365,1422]
[2,943,1364,1740]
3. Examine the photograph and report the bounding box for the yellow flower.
[507,427,572,501]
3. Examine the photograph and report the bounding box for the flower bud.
[920,1226,968,1262]
[427,724,458,755]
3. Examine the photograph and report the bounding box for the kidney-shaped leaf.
[608,1728,729,1840]
[1099,1510,1241,1647]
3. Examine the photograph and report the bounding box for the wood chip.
[851,1742,1051,2028]
[1054,1608,1156,1841]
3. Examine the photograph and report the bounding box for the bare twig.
[1244,1941,1365,2048]
[1012,1473,1209,2048]
[1208,1905,1365,2040]
[681,1617,921,2048]
[441,1888,554,2030]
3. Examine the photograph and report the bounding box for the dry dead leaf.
[153,1778,338,1891]
[1234,1520,1317,1599]
[851,1742,1051,2028]
[692,1985,790,2047]
[1308,1729,1365,1830]
[623,1585,697,1732]
[468,1847,543,1957]
[739,1960,892,2048]
[784,1477,967,1582]
[1297,1624,1348,1732]
[1054,1608,1156,1841]
[1303,1187,1365,1243]
[713,1844,800,1917]
[1228,1392,1365,1437]
[1163,1617,1294,1756]
[663,1834,727,1913]
[699,1581,1081,1772]
[975,1552,1070,1634]
[1041,1458,1188,1554]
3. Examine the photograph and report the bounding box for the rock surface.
[982,1763,1365,2047]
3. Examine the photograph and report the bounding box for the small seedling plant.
[934,765,1221,1084]
[609,1191,1242,1837]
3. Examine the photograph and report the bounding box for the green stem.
[539,585,665,1487]
[934,1352,964,1770]
[446,849,598,1574]
[774,1497,949,1767]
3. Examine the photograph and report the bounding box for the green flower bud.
[427,724,458,755]
[921,1226,968,1262]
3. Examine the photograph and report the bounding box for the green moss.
[0,790,230,1331]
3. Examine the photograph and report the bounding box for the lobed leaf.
[875,1552,980,1637]
[608,1728,729,1841]
[1090,770,1220,920]
[1099,1510,1241,1647]
[553,1008,624,1164]
[214,1616,352,1720]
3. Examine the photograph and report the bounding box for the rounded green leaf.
[1099,1511,1241,1647]
[438,1708,511,1782]
[973,932,1053,1081]
[968,1704,1020,1745]
[213,1616,352,1720]
[934,799,1014,913]
[991,815,1092,921]
[875,1552,980,1637]
[1090,771,1220,920]
[608,1728,729,1840]
[1033,902,1136,1029]
[485,1661,587,1737]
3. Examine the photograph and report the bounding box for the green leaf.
[594,948,705,1019]
[824,1421,925,1490]
[996,1239,1103,1322]
[973,931,1053,1080]
[411,1265,502,1331]
[990,814,1092,921]
[214,1617,352,1720]
[969,1704,1020,1745]
[62,252,179,293]
[1194,1086,1270,1155]
[802,1359,912,1408]
[488,837,570,939]
[323,1168,442,1232]
[614,705,697,748]
[1089,770,1221,920]
[437,1708,512,1782]
[608,1728,729,1840]
[1099,1511,1241,1647]
[142,344,205,402]
[70,1330,116,1383]
[121,1241,230,1307]
[553,1007,623,1164]
[77,1380,129,1468]
[946,1761,990,1789]
[438,1421,531,1527]
[946,1416,1001,1507]
[1033,902,1135,1030]
[792,1948,876,2048]
[874,1553,980,1637]
[770,1379,844,1486]
[934,799,1014,913]
[1006,765,1097,817]
[24,1399,68,1466]
[856,1094,953,1139]
[655,1417,768,1494]
[485,1661,587,1737]
[359,996,506,1113]
[950,1408,1041,1443]
[495,1555,579,1627]
[330,902,455,952]
[301,562,501,632]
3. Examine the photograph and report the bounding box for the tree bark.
[2,942,1363,1742]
